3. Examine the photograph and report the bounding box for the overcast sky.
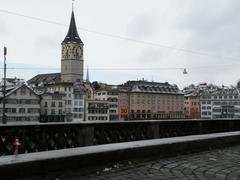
[0,0,240,89]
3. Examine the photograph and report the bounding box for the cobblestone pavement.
[23,145,240,180]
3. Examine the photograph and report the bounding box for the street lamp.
[183,68,187,75]
[2,46,7,124]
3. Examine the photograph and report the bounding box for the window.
[73,108,78,112]
[79,101,83,106]
[74,101,78,106]
[213,108,221,112]
[213,101,220,105]
[31,100,39,104]
[51,101,56,107]
[19,108,25,113]
[7,108,17,113]
[74,94,83,100]
[45,102,48,107]
[28,108,39,113]
[51,109,55,115]
[18,99,25,104]
[59,102,63,107]
[59,109,62,114]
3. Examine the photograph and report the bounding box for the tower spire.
[72,0,74,11]
[86,66,90,82]
[62,6,83,44]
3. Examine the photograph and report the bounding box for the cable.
[0,64,239,71]
[1,8,240,62]
[0,9,66,27]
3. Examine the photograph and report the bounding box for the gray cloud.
[35,34,60,50]
[126,12,158,38]
[178,1,240,58]
[136,47,164,64]
[0,18,8,36]
[169,0,240,88]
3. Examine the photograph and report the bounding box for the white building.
[72,86,85,122]
[45,83,86,122]
[0,84,40,124]
[200,87,240,119]
[84,100,109,122]
[94,87,119,121]
[40,92,66,122]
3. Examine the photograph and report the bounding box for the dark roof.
[62,11,83,44]
[0,84,39,98]
[119,80,182,95]
[27,73,61,86]
[122,80,171,87]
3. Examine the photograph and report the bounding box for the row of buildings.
[183,83,240,120]
[2,77,240,124]
[0,77,185,124]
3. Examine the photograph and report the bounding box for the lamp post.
[2,47,7,124]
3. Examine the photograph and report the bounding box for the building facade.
[200,88,240,119]
[0,84,40,123]
[40,92,66,122]
[94,88,119,121]
[84,100,109,122]
[45,82,87,122]
[184,94,200,119]
[118,80,184,120]
[72,86,85,122]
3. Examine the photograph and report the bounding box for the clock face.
[62,44,83,59]
[62,45,70,59]
[76,46,83,58]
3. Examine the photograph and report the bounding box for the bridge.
[1,119,240,179]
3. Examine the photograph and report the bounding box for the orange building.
[118,80,184,120]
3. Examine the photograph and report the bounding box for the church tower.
[61,11,84,82]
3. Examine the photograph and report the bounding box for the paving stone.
[17,145,240,180]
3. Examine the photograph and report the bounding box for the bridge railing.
[0,119,239,156]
